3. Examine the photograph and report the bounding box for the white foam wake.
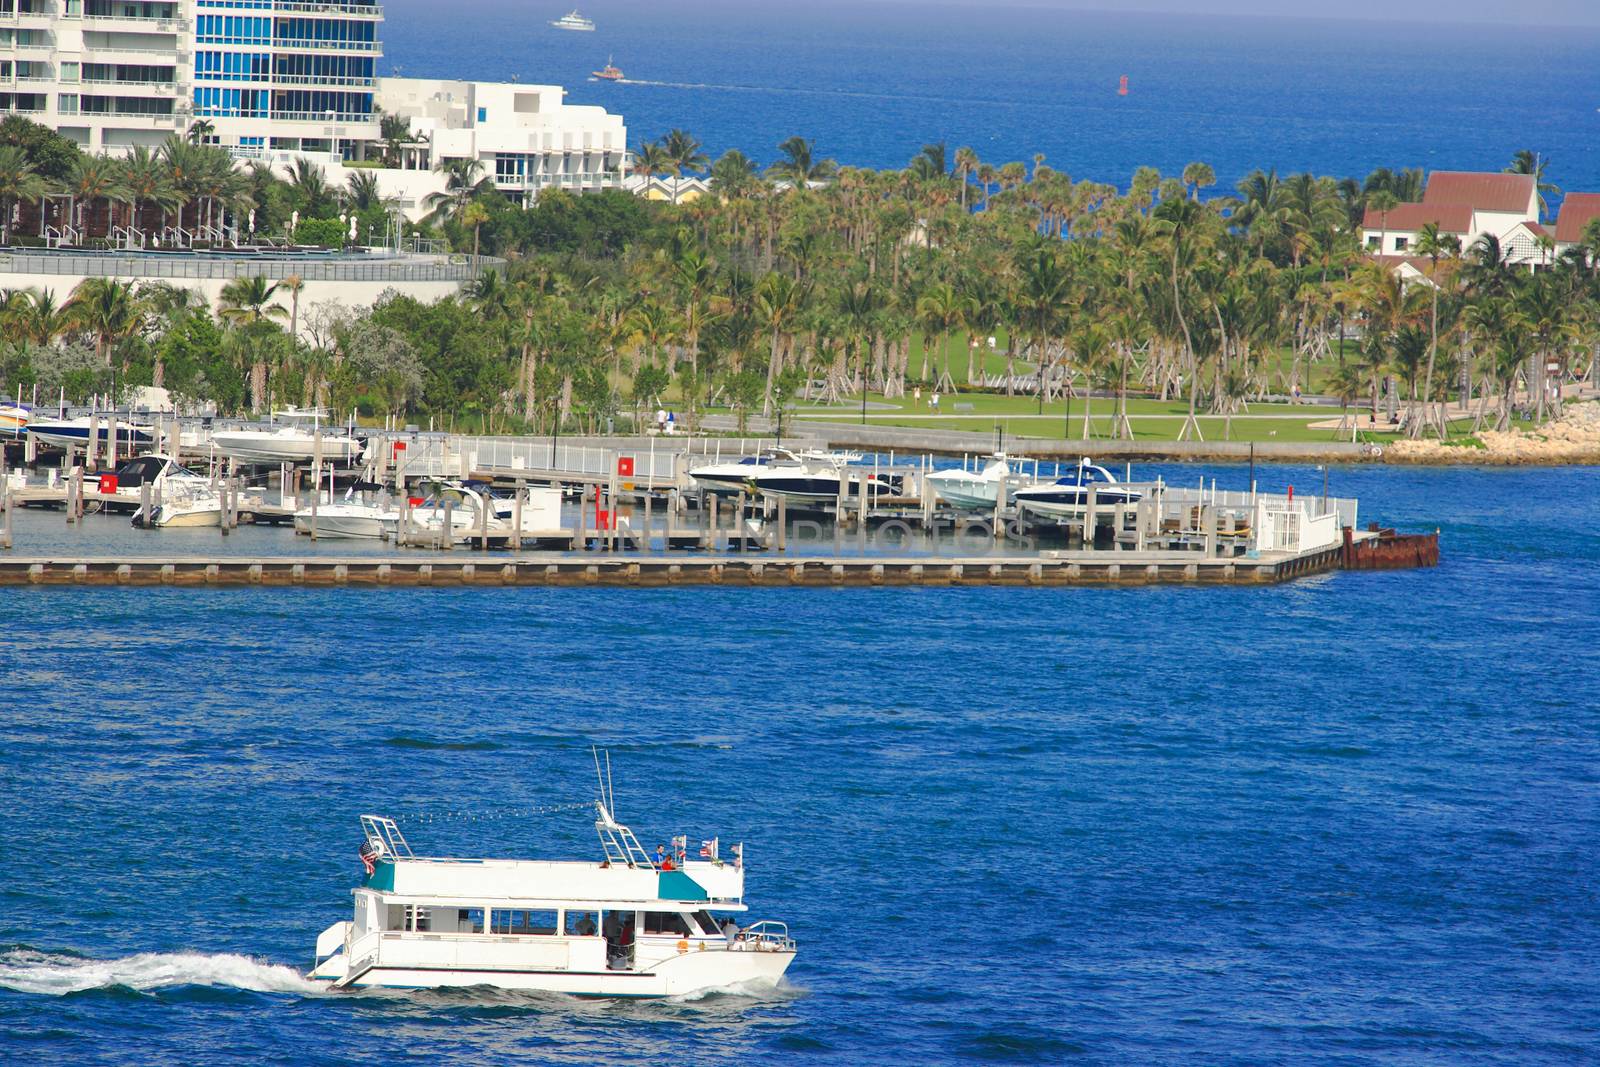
[0,947,325,997]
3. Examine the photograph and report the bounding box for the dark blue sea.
[2,461,1598,1064]
[378,0,1600,196]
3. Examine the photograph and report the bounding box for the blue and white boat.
[25,415,154,450]
[751,450,898,504]
[1011,459,1140,519]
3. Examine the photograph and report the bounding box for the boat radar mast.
[592,747,656,869]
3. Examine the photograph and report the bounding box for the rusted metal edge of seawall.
[0,549,1348,588]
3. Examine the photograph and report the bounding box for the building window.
[1393,237,1408,251]
[477,106,486,123]
[60,61,79,82]
[1365,235,1379,249]
[57,93,78,115]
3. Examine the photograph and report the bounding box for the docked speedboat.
[926,453,1024,510]
[397,480,544,544]
[294,482,398,539]
[134,479,223,528]
[688,447,802,496]
[1011,459,1141,519]
[97,453,211,514]
[25,415,154,450]
[750,450,898,504]
[309,769,796,996]
[210,408,365,467]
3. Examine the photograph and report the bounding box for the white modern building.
[1,0,627,213]
[1,0,381,154]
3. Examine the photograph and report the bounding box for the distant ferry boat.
[550,9,595,31]
[592,56,623,81]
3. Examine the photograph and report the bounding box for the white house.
[1361,171,1538,257]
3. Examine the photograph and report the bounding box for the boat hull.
[926,475,1004,510]
[26,423,154,450]
[1014,488,1141,518]
[293,508,393,539]
[150,504,221,528]
[330,946,794,997]
[211,432,364,466]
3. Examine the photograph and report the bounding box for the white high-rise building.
[1,0,380,154]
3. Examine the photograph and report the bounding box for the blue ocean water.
[378,0,1600,195]
[2,462,1598,1064]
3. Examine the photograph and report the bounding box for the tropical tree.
[0,145,46,245]
[768,136,837,187]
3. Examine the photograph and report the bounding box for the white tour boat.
[549,9,595,31]
[210,408,365,467]
[310,778,796,995]
[1011,458,1142,519]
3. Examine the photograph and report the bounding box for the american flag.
[700,837,717,860]
[671,835,687,865]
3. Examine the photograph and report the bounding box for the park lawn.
[858,414,1361,444]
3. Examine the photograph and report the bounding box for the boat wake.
[0,946,325,997]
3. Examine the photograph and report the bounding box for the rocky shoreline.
[1387,402,1600,466]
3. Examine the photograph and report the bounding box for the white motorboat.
[550,8,595,30]
[750,450,899,504]
[925,453,1027,511]
[135,480,223,528]
[688,447,802,496]
[1011,458,1142,519]
[294,489,398,539]
[211,408,365,467]
[96,454,211,514]
[26,415,154,451]
[395,480,559,544]
[309,757,796,996]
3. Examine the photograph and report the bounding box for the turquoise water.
[1,463,1598,1063]
[379,1,1600,194]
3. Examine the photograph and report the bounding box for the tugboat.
[550,9,595,31]
[309,754,798,996]
[592,56,624,81]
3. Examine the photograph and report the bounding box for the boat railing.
[360,814,414,858]
[735,920,796,951]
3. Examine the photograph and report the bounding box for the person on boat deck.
[722,918,740,944]
[654,844,666,866]
[575,914,597,936]
[603,911,621,941]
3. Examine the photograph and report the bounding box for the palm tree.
[915,281,974,394]
[423,157,491,224]
[65,154,130,238]
[709,149,760,198]
[837,279,882,423]
[65,278,145,367]
[0,145,46,245]
[344,169,384,213]
[755,271,806,415]
[22,288,70,348]
[281,274,305,340]
[953,147,979,209]
[219,276,289,411]
[186,119,215,144]
[460,200,490,260]
[120,144,176,239]
[290,156,338,217]
[1152,195,1209,440]
[768,136,836,188]
[1365,190,1398,256]
[1181,161,1216,201]
[1411,221,1460,438]
[662,128,708,204]
[1506,150,1560,220]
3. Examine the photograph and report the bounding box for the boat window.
[491,909,558,936]
[643,911,692,936]
[563,910,599,937]
[404,905,431,932]
[456,908,484,934]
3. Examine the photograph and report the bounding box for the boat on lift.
[550,9,595,31]
[592,56,624,81]
[925,453,1033,511]
[293,477,397,539]
[210,408,365,467]
[131,469,224,528]
[0,401,30,435]
[308,754,797,996]
[96,453,211,515]
[749,450,898,504]
[1011,458,1141,518]
[25,414,155,451]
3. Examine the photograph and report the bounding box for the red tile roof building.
[1361,170,1540,260]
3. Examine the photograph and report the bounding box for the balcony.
[268,108,374,123]
[273,1,382,18]
[272,73,374,87]
[82,77,179,93]
[269,36,381,52]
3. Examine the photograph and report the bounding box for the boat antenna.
[591,745,617,814]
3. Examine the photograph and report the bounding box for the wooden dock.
[0,543,1351,588]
